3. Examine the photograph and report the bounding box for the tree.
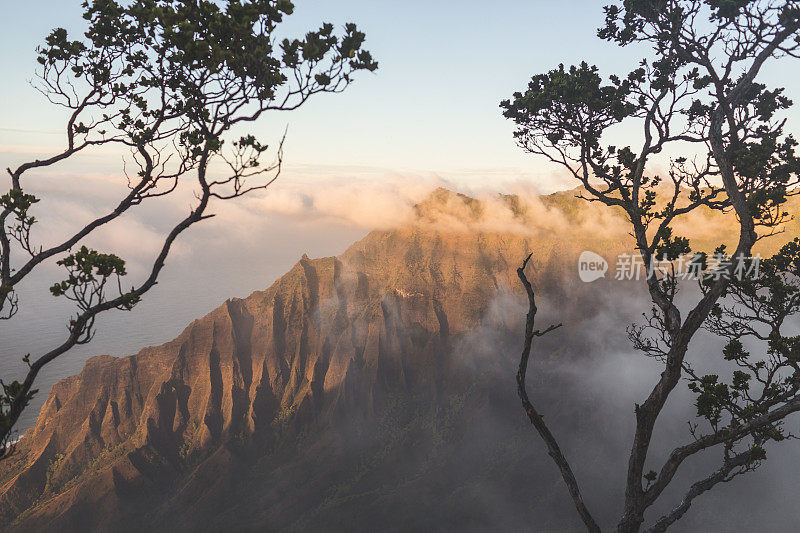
[0,0,376,458]
[502,1,800,531]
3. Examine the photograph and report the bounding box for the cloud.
[10,173,193,278]
[238,175,626,244]
[242,174,449,229]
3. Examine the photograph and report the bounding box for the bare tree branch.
[645,448,762,533]
[516,254,600,533]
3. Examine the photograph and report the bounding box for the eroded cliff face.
[1,188,796,532]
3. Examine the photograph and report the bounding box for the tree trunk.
[617,511,644,533]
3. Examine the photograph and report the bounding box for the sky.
[2,1,799,189]
[0,1,650,192]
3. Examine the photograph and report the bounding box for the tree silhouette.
[0,0,376,457]
[503,1,800,531]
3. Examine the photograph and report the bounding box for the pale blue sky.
[1,1,798,192]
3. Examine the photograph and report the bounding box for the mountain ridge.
[1,187,798,531]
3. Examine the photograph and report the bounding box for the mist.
[439,275,800,532]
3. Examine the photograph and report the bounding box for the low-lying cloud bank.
[241,174,447,229]
[239,174,630,240]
